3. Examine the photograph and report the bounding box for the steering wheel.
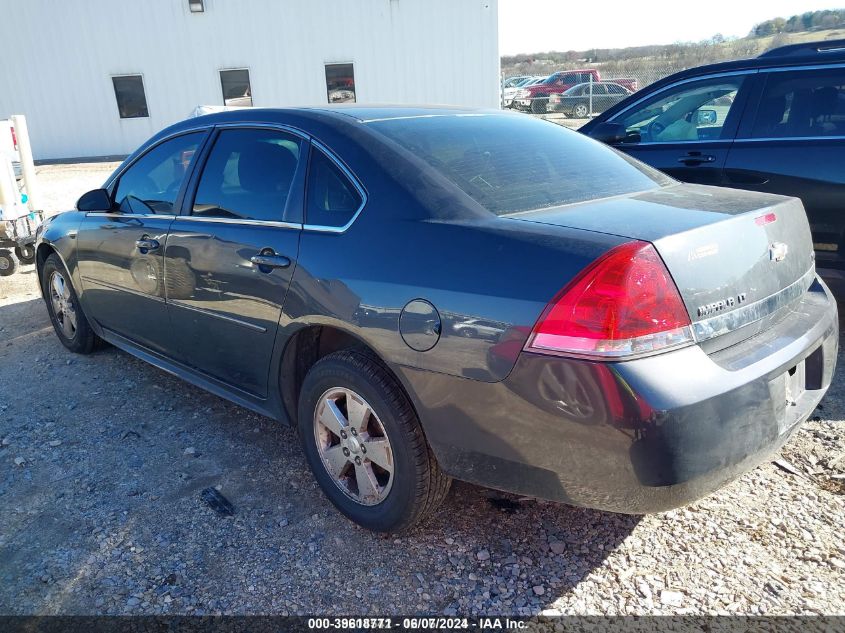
[647,119,666,141]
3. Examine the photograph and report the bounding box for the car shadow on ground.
[0,291,639,616]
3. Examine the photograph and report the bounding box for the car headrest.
[756,94,786,131]
[811,86,839,118]
[237,142,297,194]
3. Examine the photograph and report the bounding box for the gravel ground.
[0,163,844,617]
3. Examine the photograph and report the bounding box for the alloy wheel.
[313,387,394,506]
[49,271,78,340]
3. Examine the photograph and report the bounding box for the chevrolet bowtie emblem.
[769,242,788,262]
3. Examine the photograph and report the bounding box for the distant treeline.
[500,9,845,88]
[751,9,845,36]
[501,37,766,87]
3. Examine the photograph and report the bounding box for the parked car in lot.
[581,39,845,273]
[514,69,638,113]
[36,106,837,532]
[548,81,633,117]
[502,75,532,90]
[503,76,545,108]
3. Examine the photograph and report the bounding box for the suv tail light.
[526,241,693,359]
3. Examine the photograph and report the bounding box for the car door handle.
[250,253,291,270]
[135,237,160,252]
[678,154,716,165]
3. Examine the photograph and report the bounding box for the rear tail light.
[526,241,693,359]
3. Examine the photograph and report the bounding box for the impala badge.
[770,242,788,262]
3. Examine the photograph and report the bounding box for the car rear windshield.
[366,113,671,215]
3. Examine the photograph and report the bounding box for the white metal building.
[0,0,499,160]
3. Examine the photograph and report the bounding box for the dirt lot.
[0,163,844,616]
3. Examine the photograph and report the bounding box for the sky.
[498,0,841,55]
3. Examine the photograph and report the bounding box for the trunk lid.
[507,183,816,342]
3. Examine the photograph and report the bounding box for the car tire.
[0,248,18,276]
[297,350,451,532]
[41,253,100,354]
[15,244,36,265]
[574,103,589,118]
[530,96,548,114]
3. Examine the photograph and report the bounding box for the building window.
[325,63,356,103]
[220,69,252,107]
[112,75,149,119]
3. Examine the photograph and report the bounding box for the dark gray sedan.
[35,107,838,532]
[548,81,632,117]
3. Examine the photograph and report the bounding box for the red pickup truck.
[513,69,638,113]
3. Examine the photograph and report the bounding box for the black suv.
[581,40,845,276]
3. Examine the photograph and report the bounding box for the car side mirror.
[589,122,637,145]
[76,188,113,212]
[696,109,717,125]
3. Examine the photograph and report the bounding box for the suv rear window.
[367,114,670,215]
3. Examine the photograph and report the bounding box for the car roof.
[143,105,506,154]
[568,81,624,88]
[161,104,493,134]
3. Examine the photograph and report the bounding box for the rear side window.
[192,128,301,222]
[750,69,845,138]
[305,148,363,228]
[367,114,670,215]
[113,132,204,214]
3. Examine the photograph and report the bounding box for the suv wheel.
[297,350,451,532]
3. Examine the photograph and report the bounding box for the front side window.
[112,75,149,119]
[192,128,301,222]
[305,148,363,228]
[220,69,253,107]
[368,113,671,216]
[325,63,356,103]
[614,75,746,143]
[113,133,204,214]
[750,69,845,138]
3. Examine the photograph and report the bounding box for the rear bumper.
[400,277,838,513]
